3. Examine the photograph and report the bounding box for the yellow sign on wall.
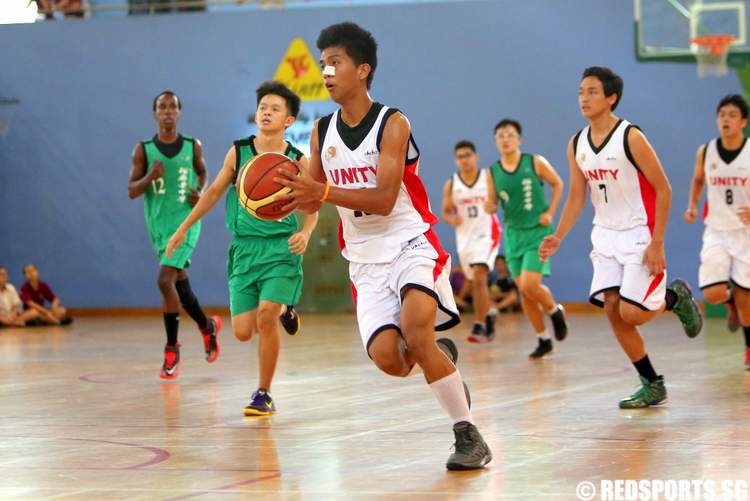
[273,38,329,102]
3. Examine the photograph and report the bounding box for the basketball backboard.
[635,0,750,67]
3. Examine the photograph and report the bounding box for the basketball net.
[691,35,735,78]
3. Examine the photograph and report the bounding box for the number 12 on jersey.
[151,178,165,195]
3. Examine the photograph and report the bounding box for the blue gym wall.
[0,0,740,308]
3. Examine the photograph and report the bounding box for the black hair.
[454,140,476,153]
[494,119,522,136]
[317,22,378,89]
[582,66,624,110]
[717,94,749,118]
[153,91,181,111]
[256,80,301,118]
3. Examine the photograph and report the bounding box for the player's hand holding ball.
[737,206,750,225]
[642,240,666,277]
[538,212,553,227]
[288,230,311,255]
[165,229,186,259]
[538,234,561,261]
[684,207,698,224]
[150,160,165,180]
[274,162,325,212]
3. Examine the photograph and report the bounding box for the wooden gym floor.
[0,311,748,500]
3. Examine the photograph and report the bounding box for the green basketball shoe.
[668,279,703,338]
[618,376,667,409]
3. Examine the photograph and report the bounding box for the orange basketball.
[236,152,299,221]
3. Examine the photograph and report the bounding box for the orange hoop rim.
[691,35,736,56]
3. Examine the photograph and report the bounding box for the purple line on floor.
[164,473,282,500]
[66,438,170,469]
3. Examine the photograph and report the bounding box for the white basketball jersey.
[574,119,656,232]
[451,169,501,251]
[320,105,435,263]
[703,138,750,231]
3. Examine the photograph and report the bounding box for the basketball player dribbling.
[166,81,318,415]
[275,22,492,470]
[441,140,501,343]
[539,67,703,408]
[684,94,750,369]
[128,91,221,379]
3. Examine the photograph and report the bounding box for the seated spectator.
[490,255,521,313]
[0,266,41,327]
[20,264,73,326]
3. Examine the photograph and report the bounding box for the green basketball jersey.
[142,135,201,251]
[226,135,302,239]
[490,153,549,229]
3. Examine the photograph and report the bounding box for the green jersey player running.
[128,91,221,380]
[166,81,318,416]
[485,118,568,359]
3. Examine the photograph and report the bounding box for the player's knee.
[400,316,432,343]
[517,281,536,299]
[157,276,174,294]
[619,303,646,326]
[232,320,253,342]
[256,306,279,334]
[371,352,409,377]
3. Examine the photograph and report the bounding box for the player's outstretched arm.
[535,155,564,227]
[539,137,586,260]
[441,179,460,226]
[275,113,410,216]
[165,146,235,257]
[128,143,161,199]
[684,145,706,224]
[627,127,671,276]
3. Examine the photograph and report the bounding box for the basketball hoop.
[691,35,735,77]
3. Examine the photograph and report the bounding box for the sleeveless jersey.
[489,153,549,229]
[451,169,501,248]
[319,104,435,263]
[225,135,302,239]
[574,119,656,232]
[703,138,750,231]
[142,135,201,251]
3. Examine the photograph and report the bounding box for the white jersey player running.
[685,94,750,369]
[442,140,501,343]
[539,66,702,409]
[275,22,492,470]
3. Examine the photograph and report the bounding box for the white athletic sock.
[488,307,499,317]
[546,303,560,315]
[429,369,473,425]
[536,329,551,340]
